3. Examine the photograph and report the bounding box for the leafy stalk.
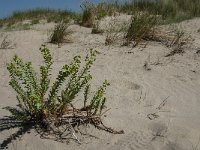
[6,45,109,124]
[39,45,53,100]
[84,84,91,108]
[90,80,110,115]
[48,56,82,110]
[58,49,97,113]
[7,56,40,113]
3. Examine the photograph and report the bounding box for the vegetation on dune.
[0,45,123,148]
[0,0,198,149]
[79,0,200,24]
[124,12,158,47]
[49,21,73,46]
[31,19,40,25]
[91,20,104,34]
[80,0,118,28]
[81,1,96,27]
[0,9,77,27]
[107,0,200,23]
[0,0,200,28]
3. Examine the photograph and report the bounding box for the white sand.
[1,17,200,150]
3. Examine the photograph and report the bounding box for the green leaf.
[39,45,53,98]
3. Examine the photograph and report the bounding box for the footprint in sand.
[148,122,169,140]
[112,79,141,90]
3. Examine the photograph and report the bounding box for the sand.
[0,16,200,150]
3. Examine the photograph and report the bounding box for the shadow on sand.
[0,117,33,149]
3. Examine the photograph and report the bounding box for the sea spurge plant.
[40,45,53,99]
[4,45,123,145]
[7,55,42,119]
[6,45,96,119]
[88,80,110,115]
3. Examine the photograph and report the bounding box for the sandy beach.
[1,16,200,150]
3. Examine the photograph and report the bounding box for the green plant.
[165,28,191,57]
[0,21,3,28]
[73,13,83,24]
[91,21,104,34]
[104,17,129,46]
[2,45,123,146]
[124,12,158,47]
[49,22,72,46]
[105,0,200,24]
[0,8,76,26]
[31,19,39,24]
[96,2,117,19]
[81,1,96,27]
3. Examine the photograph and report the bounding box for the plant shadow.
[0,117,33,149]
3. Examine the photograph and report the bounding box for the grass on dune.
[49,21,73,46]
[0,8,78,27]
[1,0,200,28]
[112,0,200,23]
[91,0,200,24]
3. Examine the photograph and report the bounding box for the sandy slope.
[1,17,200,150]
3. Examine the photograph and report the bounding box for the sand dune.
[1,17,200,150]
